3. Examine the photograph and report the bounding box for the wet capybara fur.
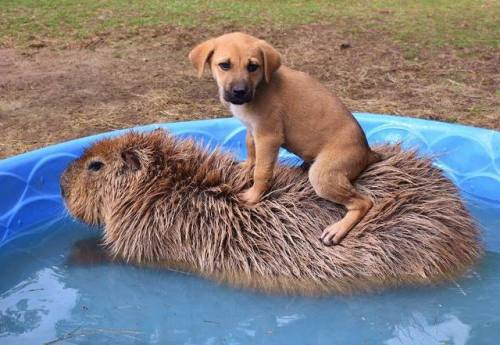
[61,130,482,295]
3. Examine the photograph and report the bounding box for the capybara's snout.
[60,160,76,199]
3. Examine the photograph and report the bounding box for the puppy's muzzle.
[224,82,252,105]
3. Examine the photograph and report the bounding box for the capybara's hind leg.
[308,155,373,246]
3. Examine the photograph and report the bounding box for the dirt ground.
[1,25,498,159]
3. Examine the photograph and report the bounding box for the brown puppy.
[189,32,381,245]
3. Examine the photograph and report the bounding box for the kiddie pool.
[0,113,499,344]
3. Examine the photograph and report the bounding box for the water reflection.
[0,268,78,345]
[386,313,470,345]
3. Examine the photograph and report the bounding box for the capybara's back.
[61,130,482,295]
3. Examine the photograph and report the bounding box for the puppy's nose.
[231,84,249,98]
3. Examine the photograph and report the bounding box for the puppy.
[189,32,381,245]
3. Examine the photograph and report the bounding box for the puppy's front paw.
[238,187,262,207]
[238,160,255,173]
[320,222,347,246]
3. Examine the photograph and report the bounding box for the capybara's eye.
[219,62,230,71]
[247,63,259,72]
[88,161,104,172]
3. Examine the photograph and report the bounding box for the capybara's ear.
[189,39,215,78]
[257,40,281,83]
[121,149,141,171]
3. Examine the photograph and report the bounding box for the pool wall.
[1,113,499,246]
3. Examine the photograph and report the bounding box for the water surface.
[0,196,499,345]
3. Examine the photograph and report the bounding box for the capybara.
[60,130,482,295]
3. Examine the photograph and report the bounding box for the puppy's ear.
[121,149,142,171]
[258,41,281,83]
[188,39,215,78]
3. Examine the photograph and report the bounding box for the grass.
[1,0,499,48]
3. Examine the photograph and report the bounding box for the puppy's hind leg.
[308,154,373,246]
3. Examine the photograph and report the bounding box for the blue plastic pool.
[1,113,499,344]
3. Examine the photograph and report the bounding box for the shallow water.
[0,196,499,345]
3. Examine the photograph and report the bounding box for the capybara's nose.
[60,174,68,198]
[60,183,66,198]
[60,161,74,199]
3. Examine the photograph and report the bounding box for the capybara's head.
[189,32,281,105]
[60,131,167,225]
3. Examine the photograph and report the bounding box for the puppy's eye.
[88,161,104,172]
[247,63,259,72]
[219,62,230,71]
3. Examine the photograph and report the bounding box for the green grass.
[1,0,498,48]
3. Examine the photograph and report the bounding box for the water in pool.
[0,196,499,345]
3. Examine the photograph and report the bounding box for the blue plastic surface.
[0,113,499,247]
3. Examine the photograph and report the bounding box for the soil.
[1,25,498,159]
